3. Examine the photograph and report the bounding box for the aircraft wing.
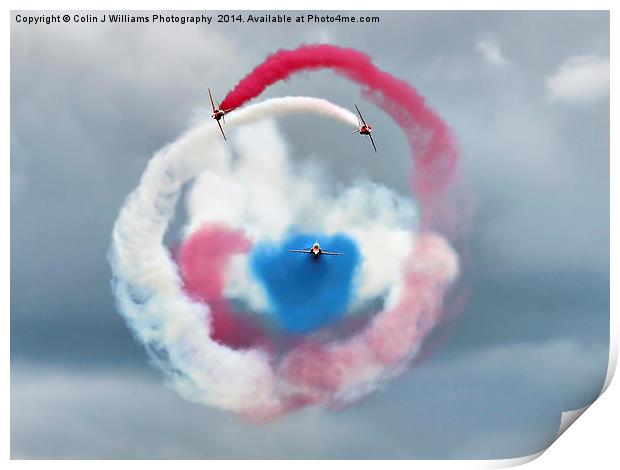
[288,249,310,253]
[217,120,227,140]
[321,251,344,256]
[368,133,377,152]
[208,88,216,112]
[355,104,367,126]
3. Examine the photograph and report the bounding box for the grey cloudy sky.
[11,10,609,459]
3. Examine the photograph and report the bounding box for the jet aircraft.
[209,88,234,140]
[288,242,344,259]
[352,104,377,152]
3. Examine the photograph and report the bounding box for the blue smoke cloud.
[250,232,361,333]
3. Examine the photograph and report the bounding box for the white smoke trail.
[185,120,419,312]
[110,96,458,419]
[111,97,359,414]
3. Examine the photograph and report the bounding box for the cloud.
[475,39,507,66]
[9,361,431,459]
[545,55,609,103]
[11,337,607,458]
[10,19,240,93]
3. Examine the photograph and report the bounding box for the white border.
[4,1,616,467]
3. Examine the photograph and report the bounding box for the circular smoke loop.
[110,45,468,421]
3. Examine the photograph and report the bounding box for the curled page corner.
[556,405,589,440]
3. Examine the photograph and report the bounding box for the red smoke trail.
[173,47,469,418]
[218,46,468,416]
[221,44,461,235]
[178,224,265,349]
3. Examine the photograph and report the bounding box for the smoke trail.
[111,95,458,419]
[111,97,358,413]
[178,223,265,349]
[184,120,419,315]
[221,43,471,336]
[220,44,461,235]
[250,231,361,333]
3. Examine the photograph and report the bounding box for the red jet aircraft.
[288,242,344,259]
[209,88,234,140]
[352,104,377,152]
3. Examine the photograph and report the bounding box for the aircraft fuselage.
[311,243,321,258]
[212,110,225,121]
[359,125,372,135]
[288,242,342,258]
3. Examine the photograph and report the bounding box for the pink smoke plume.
[178,224,265,349]
[252,234,458,421]
[221,44,461,236]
